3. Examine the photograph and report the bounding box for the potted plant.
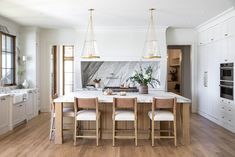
[127,66,160,94]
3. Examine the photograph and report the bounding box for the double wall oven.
[220,63,234,100]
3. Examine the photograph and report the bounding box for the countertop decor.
[127,65,160,94]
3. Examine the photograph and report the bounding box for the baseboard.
[198,110,235,133]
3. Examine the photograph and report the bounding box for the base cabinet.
[0,96,10,134]
[12,102,26,126]
[25,90,38,121]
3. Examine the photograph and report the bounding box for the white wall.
[39,27,168,112]
[166,28,198,112]
[19,27,39,87]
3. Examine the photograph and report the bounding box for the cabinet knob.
[225,34,228,36]
[228,109,231,111]
[222,116,225,119]
[1,98,6,101]
[211,39,214,41]
[229,120,231,122]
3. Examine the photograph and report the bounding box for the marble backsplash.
[81,61,160,88]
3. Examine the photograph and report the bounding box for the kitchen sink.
[12,93,27,104]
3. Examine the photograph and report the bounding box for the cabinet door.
[197,45,209,113]
[0,97,9,131]
[26,92,34,120]
[228,17,235,37]
[227,36,235,63]
[217,38,228,63]
[13,103,26,125]
[220,20,229,39]
[208,42,220,117]
[33,92,38,117]
[198,31,208,45]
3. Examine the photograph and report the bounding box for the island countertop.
[53,90,191,104]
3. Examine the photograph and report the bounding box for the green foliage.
[127,65,160,87]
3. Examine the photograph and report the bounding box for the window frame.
[62,45,74,95]
[0,32,16,86]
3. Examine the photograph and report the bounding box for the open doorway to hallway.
[167,45,192,100]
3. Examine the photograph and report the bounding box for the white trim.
[197,7,235,32]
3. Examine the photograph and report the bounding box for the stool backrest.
[153,97,176,111]
[74,97,98,113]
[113,97,137,109]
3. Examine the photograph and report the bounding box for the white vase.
[95,83,100,88]
[22,80,29,88]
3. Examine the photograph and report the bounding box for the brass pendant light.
[142,8,161,59]
[81,9,100,59]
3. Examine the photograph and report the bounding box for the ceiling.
[0,0,234,29]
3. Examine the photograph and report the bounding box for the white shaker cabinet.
[12,102,26,126]
[25,90,38,120]
[197,15,235,133]
[0,96,10,134]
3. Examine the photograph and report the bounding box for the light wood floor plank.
[0,113,235,157]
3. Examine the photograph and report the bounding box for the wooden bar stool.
[49,94,74,140]
[148,97,177,146]
[73,97,100,146]
[112,97,137,146]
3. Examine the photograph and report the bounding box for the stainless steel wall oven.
[220,63,234,100]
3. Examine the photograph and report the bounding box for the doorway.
[167,45,192,99]
[50,45,74,97]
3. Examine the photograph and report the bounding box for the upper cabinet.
[198,17,235,46]
[220,17,235,39]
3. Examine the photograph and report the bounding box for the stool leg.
[99,116,101,139]
[74,119,77,146]
[152,120,154,146]
[174,120,177,146]
[96,117,99,146]
[149,119,151,140]
[113,120,115,146]
[168,121,171,136]
[135,119,137,146]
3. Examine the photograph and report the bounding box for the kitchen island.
[53,90,191,145]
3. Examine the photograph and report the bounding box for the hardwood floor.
[0,113,235,157]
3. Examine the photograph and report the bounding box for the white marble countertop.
[54,90,191,104]
[0,93,11,98]
[0,88,37,98]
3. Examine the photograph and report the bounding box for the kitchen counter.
[0,93,11,97]
[54,90,191,104]
[53,90,191,145]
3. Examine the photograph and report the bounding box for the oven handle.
[220,67,233,70]
[219,85,234,89]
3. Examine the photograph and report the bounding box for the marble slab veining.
[81,61,160,88]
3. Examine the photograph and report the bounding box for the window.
[63,45,74,95]
[0,32,16,85]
